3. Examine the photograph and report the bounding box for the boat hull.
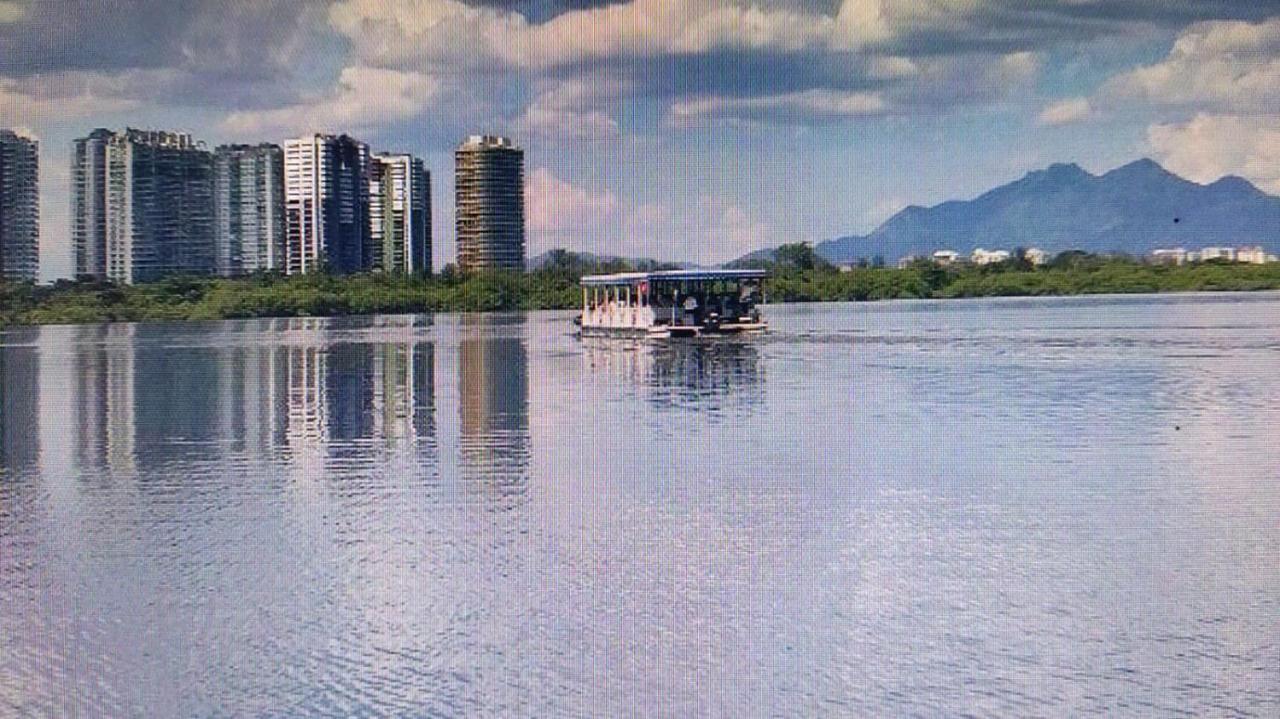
[578,320,766,339]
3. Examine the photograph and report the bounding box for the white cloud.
[0,1,23,23]
[669,89,886,125]
[525,167,619,234]
[0,73,141,126]
[869,55,921,79]
[219,66,438,137]
[1038,97,1091,125]
[697,195,771,263]
[1104,18,1280,113]
[516,80,622,141]
[1148,114,1280,194]
[328,0,1006,72]
[861,197,907,230]
[329,0,843,70]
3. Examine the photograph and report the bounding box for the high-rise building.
[104,129,215,284]
[214,144,285,276]
[370,153,431,274]
[73,129,215,284]
[283,133,371,275]
[72,128,113,280]
[0,129,39,282]
[455,135,524,272]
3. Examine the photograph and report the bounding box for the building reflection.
[37,318,436,473]
[458,314,529,504]
[283,326,435,453]
[0,329,40,470]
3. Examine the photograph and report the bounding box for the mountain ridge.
[745,159,1280,265]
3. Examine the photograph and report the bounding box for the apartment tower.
[100,129,215,284]
[455,135,524,272]
[0,129,39,282]
[283,134,371,275]
[72,128,114,279]
[214,144,286,276]
[370,153,431,274]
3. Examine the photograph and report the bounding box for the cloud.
[0,1,23,23]
[220,66,439,138]
[1038,97,1092,125]
[525,167,619,235]
[329,0,839,70]
[0,72,143,126]
[0,0,327,78]
[516,80,622,140]
[696,195,771,263]
[668,89,886,126]
[1103,17,1280,113]
[1148,113,1280,194]
[861,197,908,230]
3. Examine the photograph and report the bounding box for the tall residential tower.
[0,130,39,282]
[455,135,524,272]
[214,144,285,276]
[74,128,215,283]
[72,129,113,279]
[283,134,371,275]
[370,153,431,274]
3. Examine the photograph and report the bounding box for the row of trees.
[3,247,1280,327]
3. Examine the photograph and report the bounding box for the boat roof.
[580,269,767,286]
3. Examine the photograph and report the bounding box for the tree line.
[2,246,1279,327]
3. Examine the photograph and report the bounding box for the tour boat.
[578,269,768,338]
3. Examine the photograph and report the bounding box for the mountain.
[760,159,1280,264]
[527,249,690,271]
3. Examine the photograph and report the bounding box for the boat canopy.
[580,269,767,286]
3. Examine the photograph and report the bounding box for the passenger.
[682,294,699,325]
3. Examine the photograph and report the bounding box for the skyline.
[3,1,1280,280]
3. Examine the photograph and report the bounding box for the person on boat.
[682,294,699,326]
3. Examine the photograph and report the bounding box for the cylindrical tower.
[455,135,524,272]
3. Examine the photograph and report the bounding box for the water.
[2,294,1278,717]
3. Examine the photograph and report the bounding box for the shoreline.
[4,279,1280,331]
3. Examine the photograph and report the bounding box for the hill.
[747,159,1280,264]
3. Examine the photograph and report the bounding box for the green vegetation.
[3,246,1280,327]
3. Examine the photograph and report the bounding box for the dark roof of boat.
[580,269,767,286]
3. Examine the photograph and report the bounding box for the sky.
[3,0,1280,279]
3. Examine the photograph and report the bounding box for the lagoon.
[2,294,1278,716]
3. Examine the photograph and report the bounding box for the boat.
[578,269,768,338]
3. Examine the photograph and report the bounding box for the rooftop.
[461,135,517,149]
[581,269,767,286]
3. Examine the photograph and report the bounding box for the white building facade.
[369,153,431,274]
[284,134,371,275]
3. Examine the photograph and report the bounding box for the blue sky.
[3,0,1280,278]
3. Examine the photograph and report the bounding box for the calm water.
[2,295,1278,717]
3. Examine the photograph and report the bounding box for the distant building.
[83,129,216,284]
[369,153,431,274]
[1197,246,1236,262]
[455,135,525,272]
[0,129,39,282]
[72,128,114,279]
[214,144,285,276]
[971,248,1010,265]
[284,133,371,275]
[931,250,960,266]
[1024,247,1049,266]
[1150,248,1188,265]
[896,255,919,269]
[1236,246,1270,265]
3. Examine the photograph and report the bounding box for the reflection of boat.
[578,269,767,338]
